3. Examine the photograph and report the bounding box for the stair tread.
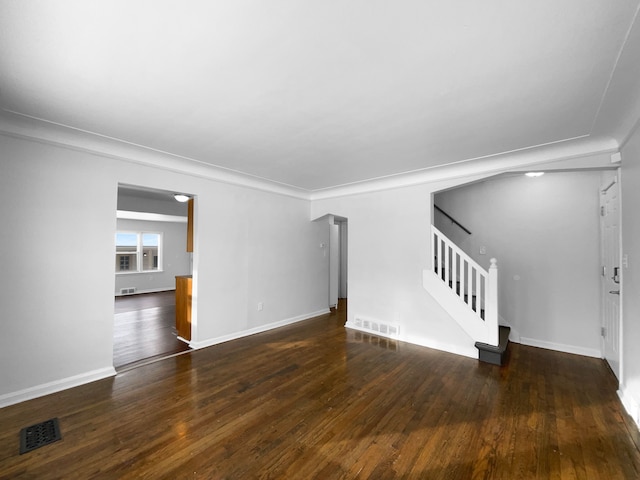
[474,326,510,353]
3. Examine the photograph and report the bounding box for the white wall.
[114,218,190,295]
[0,134,329,406]
[310,169,605,360]
[2,126,626,409]
[311,182,485,359]
[620,126,640,428]
[435,171,603,357]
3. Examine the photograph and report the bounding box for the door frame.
[600,170,622,381]
[113,184,197,369]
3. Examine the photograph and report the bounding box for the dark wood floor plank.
[1,299,639,479]
[113,291,190,369]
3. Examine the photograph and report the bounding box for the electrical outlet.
[257,302,263,311]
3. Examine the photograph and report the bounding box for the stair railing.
[431,225,499,346]
[434,205,472,235]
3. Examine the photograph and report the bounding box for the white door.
[600,173,621,379]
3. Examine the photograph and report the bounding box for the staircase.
[424,225,509,365]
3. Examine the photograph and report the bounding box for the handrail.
[434,205,472,235]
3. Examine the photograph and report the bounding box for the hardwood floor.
[114,291,190,370]
[2,300,639,479]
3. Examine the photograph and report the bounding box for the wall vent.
[352,317,400,338]
[119,287,136,295]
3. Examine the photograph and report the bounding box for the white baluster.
[437,235,442,278]
[444,243,450,287]
[452,250,457,295]
[467,261,473,307]
[475,268,481,314]
[432,230,437,272]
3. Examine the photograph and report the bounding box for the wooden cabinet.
[175,275,192,341]
[177,199,194,341]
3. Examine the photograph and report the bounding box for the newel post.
[486,258,499,346]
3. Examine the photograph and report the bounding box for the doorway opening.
[114,184,195,371]
[328,216,348,319]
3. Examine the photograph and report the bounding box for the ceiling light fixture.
[525,172,545,178]
[174,194,190,202]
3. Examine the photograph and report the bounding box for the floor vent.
[351,317,400,338]
[20,418,62,454]
[120,287,136,295]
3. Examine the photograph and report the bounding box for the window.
[119,255,131,271]
[115,232,162,273]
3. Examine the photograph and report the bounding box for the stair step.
[475,326,510,366]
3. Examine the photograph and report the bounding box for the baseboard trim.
[344,321,478,360]
[0,367,117,409]
[115,287,174,297]
[519,337,601,358]
[618,387,640,430]
[402,334,478,360]
[189,309,331,350]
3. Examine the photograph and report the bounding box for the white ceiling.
[2,1,640,191]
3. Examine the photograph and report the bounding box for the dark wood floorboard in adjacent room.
[113,291,190,370]
[1,300,639,479]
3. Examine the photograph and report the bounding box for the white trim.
[0,113,310,200]
[114,286,174,296]
[618,387,640,429]
[0,111,619,201]
[117,210,187,223]
[188,309,330,350]
[502,322,521,344]
[344,320,478,359]
[519,337,601,358]
[617,167,625,385]
[115,270,164,276]
[401,332,478,360]
[0,367,117,409]
[310,136,618,200]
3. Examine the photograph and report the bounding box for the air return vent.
[20,418,62,454]
[351,317,400,338]
[119,287,136,295]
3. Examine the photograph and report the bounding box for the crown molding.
[0,110,311,200]
[310,135,619,200]
[1,110,618,202]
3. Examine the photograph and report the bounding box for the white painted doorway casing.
[339,222,348,299]
[329,223,340,309]
[600,172,621,380]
